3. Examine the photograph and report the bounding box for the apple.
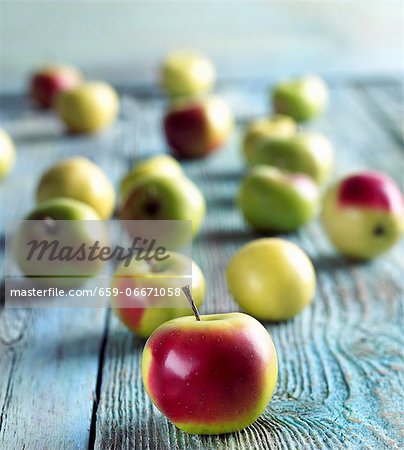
[56,82,119,133]
[162,50,216,97]
[141,286,278,434]
[238,166,319,232]
[272,75,329,122]
[321,171,404,259]
[120,172,206,237]
[163,96,233,159]
[0,128,16,179]
[242,115,297,165]
[248,132,334,185]
[14,197,105,287]
[120,155,183,203]
[226,238,316,321]
[36,157,116,220]
[30,64,83,109]
[111,252,205,338]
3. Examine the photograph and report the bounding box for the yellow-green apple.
[227,238,316,321]
[141,286,278,434]
[162,50,216,97]
[0,128,16,179]
[242,115,297,164]
[238,166,319,232]
[321,171,404,259]
[272,75,329,122]
[14,197,105,287]
[111,253,205,338]
[120,155,183,202]
[249,132,334,185]
[56,82,119,133]
[163,96,233,159]
[120,173,205,237]
[36,157,116,219]
[30,64,83,109]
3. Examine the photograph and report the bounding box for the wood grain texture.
[93,82,404,450]
[0,105,131,449]
[0,79,403,449]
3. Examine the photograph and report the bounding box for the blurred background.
[1,1,402,93]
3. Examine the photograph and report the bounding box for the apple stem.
[43,216,58,235]
[182,285,201,321]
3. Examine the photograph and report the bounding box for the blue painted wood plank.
[0,78,403,449]
[93,82,404,449]
[0,102,132,448]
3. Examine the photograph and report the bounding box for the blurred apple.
[14,197,104,287]
[111,252,205,338]
[238,166,319,232]
[36,157,116,219]
[0,128,16,179]
[162,50,216,97]
[30,64,83,109]
[120,172,205,237]
[163,96,233,159]
[272,75,329,122]
[249,132,334,185]
[227,238,316,321]
[321,171,404,259]
[120,155,183,202]
[242,115,297,164]
[56,82,119,133]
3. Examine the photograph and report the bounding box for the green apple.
[226,238,316,321]
[120,155,183,202]
[36,157,116,219]
[162,50,216,97]
[120,173,205,237]
[238,166,319,232]
[272,75,329,122]
[56,81,119,133]
[30,64,83,109]
[321,171,404,259]
[249,132,334,185]
[111,252,205,338]
[142,287,278,434]
[164,95,233,159]
[0,128,16,179]
[242,115,297,164]
[14,197,105,287]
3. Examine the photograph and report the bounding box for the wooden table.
[0,76,403,449]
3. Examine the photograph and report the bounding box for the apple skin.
[56,82,119,133]
[120,173,206,237]
[14,197,104,287]
[272,75,329,122]
[111,253,205,338]
[321,171,404,259]
[226,238,316,321]
[238,166,319,232]
[249,132,334,185]
[30,64,83,109]
[36,157,116,219]
[163,96,233,159]
[142,312,278,434]
[162,50,216,97]
[242,115,297,165]
[0,128,16,179]
[120,155,183,203]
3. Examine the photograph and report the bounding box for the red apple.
[30,64,83,109]
[142,287,278,434]
[321,171,404,259]
[163,96,233,159]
